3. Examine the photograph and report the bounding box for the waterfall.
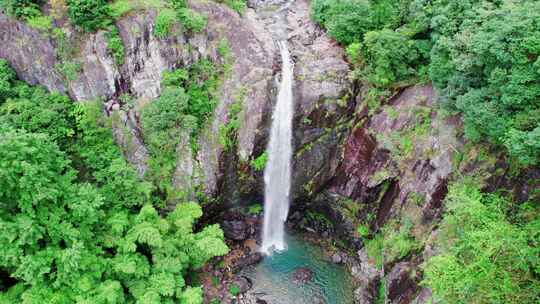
[261,40,294,255]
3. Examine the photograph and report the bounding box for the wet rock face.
[352,249,381,304]
[0,14,65,93]
[291,267,314,284]
[222,220,249,241]
[287,0,354,200]
[330,85,458,226]
[386,262,418,304]
[232,276,253,294]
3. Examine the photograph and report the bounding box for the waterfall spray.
[261,40,294,255]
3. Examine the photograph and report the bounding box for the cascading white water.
[261,40,294,255]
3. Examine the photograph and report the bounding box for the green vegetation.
[177,7,207,32]
[106,26,125,65]
[1,0,54,32]
[251,151,268,171]
[0,60,228,303]
[53,28,83,83]
[229,284,240,297]
[356,224,369,238]
[431,1,540,167]
[56,61,81,82]
[109,0,165,19]
[153,8,178,38]
[423,181,540,303]
[375,280,386,304]
[26,14,53,31]
[306,211,333,231]
[66,0,112,31]
[3,0,206,37]
[219,99,243,151]
[311,0,540,166]
[246,204,263,216]
[364,219,419,268]
[1,0,42,18]
[216,0,246,14]
[152,0,207,38]
[141,59,220,199]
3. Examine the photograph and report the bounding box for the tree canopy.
[0,59,228,304]
[311,0,540,167]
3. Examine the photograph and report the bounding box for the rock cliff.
[0,0,352,204]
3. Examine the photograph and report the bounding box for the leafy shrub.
[250,151,268,171]
[106,26,125,65]
[217,0,246,14]
[141,60,220,195]
[0,86,76,150]
[356,224,369,237]
[141,87,195,149]
[154,0,207,37]
[312,0,372,45]
[368,0,406,29]
[311,0,539,167]
[422,181,540,303]
[364,219,418,268]
[247,204,263,215]
[1,0,42,18]
[25,14,53,30]
[55,61,81,81]
[153,8,177,38]
[219,98,243,150]
[66,0,111,31]
[504,127,540,167]
[0,59,17,102]
[141,87,195,193]
[178,7,207,32]
[229,284,240,296]
[162,68,189,87]
[0,132,227,301]
[109,0,165,19]
[362,29,425,87]
[364,233,383,268]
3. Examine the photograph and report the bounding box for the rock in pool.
[291,267,314,284]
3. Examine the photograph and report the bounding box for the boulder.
[230,252,264,272]
[386,262,418,304]
[352,249,381,304]
[232,276,252,294]
[331,252,343,264]
[291,267,314,284]
[222,220,249,241]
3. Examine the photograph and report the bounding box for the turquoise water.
[239,234,355,304]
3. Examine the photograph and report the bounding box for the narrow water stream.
[253,5,355,303]
[261,40,294,254]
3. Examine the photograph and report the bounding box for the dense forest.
[0,0,539,303]
[312,0,540,167]
[310,0,540,302]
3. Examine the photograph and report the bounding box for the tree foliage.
[362,29,425,87]
[429,0,540,166]
[140,59,220,195]
[0,59,18,102]
[423,181,540,303]
[311,0,540,166]
[1,0,42,18]
[0,61,228,303]
[66,0,112,31]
